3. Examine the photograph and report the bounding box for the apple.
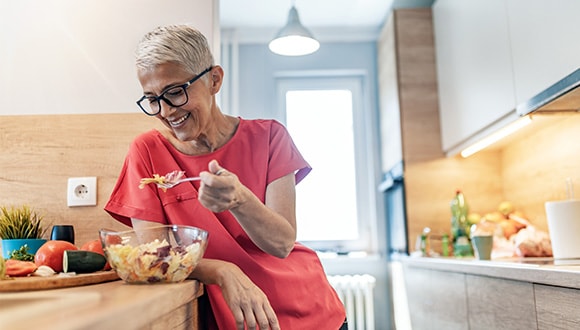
[498,201,515,216]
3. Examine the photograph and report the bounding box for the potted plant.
[0,205,47,260]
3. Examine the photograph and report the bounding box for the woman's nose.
[158,99,176,117]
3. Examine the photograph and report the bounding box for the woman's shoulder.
[239,118,287,135]
[129,129,167,150]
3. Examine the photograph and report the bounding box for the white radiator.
[327,274,376,330]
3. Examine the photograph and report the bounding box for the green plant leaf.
[0,205,46,239]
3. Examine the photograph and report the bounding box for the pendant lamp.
[268,5,320,56]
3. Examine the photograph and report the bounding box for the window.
[277,75,379,253]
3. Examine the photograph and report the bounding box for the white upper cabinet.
[507,0,580,104]
[434,0,580,155]
[433,0,516,154]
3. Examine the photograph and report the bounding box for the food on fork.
[139,170,186,191]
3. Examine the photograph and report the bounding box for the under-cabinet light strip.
[460,115,533,158]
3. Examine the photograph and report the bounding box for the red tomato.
[80,239,110,270]
[104,235,122,245]
[6,259,37,277]
[34,240,78,273]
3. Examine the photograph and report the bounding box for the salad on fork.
[139,170,196,191]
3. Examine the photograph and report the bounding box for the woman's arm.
[190,258,280,330]
[198,160,297,258]
[131,219,280,330]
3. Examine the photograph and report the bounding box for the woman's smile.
[168,112,191,127]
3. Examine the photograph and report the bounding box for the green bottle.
[450,190,473,257]
[442,234,449,257]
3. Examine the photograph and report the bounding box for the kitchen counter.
[402,256,580,289]
[0,279,203,330]
[399,256,580,329]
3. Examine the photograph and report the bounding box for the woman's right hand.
[191,259,280,330]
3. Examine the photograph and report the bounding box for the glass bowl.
[99,225,208,284]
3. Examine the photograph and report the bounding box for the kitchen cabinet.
[507,0,580,105]
[433,0,516,154]
[535,284,580,330]
[433,0,580,155]
[402,257,580,330]
[377,8,443,172]
[403,265,469,329]
[465,275,537,330]
[404,265,542,330]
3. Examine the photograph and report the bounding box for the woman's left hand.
[190,259,280,330]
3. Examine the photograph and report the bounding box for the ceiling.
[219,0,435,43]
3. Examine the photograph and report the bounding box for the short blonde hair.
[136,24,214,77]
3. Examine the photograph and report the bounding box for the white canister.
[545,200,580,259]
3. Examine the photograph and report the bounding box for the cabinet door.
[433,0,516,152]
[466,275,537,330]
[403,265,469,330]
[508,0,580,104]
[535,284,580,330]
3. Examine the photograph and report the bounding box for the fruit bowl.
[99,225,208,284]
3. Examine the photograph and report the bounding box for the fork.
[157,169,226,189]
[156,177,201,189]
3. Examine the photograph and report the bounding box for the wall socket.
[67,177,97,207]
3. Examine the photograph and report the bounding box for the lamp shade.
[268,6,320,56]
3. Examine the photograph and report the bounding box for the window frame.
[275,71,380,254]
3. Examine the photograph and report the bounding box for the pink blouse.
[105,118,345,329]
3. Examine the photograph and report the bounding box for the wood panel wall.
[395,9,444,165]
[502,115,580,232]
[0,113,165,246]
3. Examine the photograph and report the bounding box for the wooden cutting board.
[0,270,119,292]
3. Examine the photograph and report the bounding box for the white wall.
[0,0,217,115]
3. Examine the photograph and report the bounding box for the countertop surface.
[0,279,203,330]
[400,256,580,289]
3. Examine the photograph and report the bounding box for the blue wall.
[230,41,379,122]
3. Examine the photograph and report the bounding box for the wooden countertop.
[400,256,580,289]
[0,279,203,330]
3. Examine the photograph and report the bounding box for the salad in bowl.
[99,225,208,284]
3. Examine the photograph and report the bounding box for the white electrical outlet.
[67,177,97,207]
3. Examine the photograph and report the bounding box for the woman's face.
[137,62,214,142]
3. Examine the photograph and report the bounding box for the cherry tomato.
[80,239,111,270]
[6,259,37,277]
[34,240,78,273]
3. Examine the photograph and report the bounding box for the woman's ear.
[209,65,224,94]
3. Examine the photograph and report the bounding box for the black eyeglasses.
[136,66,213,116]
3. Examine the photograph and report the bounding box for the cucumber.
[63,250,107,273]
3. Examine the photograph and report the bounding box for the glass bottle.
[450,190,473,256]
[442,233,450,257]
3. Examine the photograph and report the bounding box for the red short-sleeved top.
[105,118,346,329]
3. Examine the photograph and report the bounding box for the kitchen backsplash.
[0,113,165,246]
[405,115,580,250]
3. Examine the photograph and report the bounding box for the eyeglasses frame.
[136,66,213,116]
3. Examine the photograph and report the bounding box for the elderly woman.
[105,24,346,329]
